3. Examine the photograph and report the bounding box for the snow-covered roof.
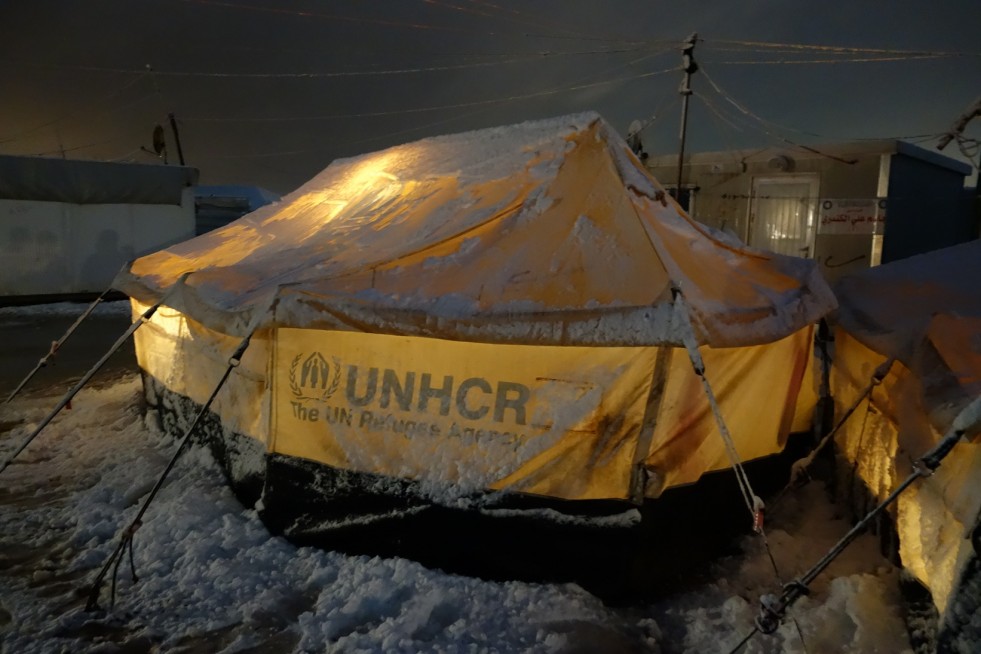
[0,155,199,205]
[114,112,835,347]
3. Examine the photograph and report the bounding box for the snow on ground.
[1,365,914,652]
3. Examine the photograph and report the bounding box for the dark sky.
[2,0,979,194]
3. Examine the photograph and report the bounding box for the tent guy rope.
[779,356,896,494]
[729,394,981,653]
[3,286,114,406]
[0,299,162,475]
[671,286,810,652]
[670,288,761,524]
[0,272,190,476]
[85,327,258,611]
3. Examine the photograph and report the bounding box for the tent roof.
[835,240,981,428]
[114,112,835,347]
[834,240,981,361]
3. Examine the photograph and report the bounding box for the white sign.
[818,198,886,235]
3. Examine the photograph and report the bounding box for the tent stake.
[4,287,114,406]
[730,395,981,653]
[0,300,161,475]
[84,329,255,611]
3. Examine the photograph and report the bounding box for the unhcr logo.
[289,352,341,402]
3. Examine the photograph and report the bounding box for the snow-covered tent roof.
[114,112,835,347]
[835,239,981,428]
[835,240,981,363]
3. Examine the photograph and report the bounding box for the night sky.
[2,0,979,194]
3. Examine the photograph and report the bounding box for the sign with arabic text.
[818,198,886,235]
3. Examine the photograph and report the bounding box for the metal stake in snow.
[730,394,981,653]
[84,328,256,612]
[4,287,114,406]
[0,300,162,476]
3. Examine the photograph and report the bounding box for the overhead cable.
[703,54,949,66]
[699,67,825,138]
[1,45,663,79]
[205,57,677,158]
[184,64,678,124]
[696,67,858,164]
[705,38,981,58]
[0,73,148,145]
[438,0,641,45]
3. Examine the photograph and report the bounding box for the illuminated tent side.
[830,240,981,642]
[115,112,836,509]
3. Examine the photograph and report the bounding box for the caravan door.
[747,175,819,257]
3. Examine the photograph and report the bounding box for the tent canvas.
[115,112,835,509]
[831,240,981,637]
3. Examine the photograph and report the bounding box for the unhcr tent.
[831,240,981,646]
[114,113,835,515]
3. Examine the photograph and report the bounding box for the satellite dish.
[152,124,166,156]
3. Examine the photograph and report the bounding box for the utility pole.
[168,113,186,166]
[147,64,187,167]
[675,32,698,205]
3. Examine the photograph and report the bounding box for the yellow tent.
[831,240,981,641]
[115,113,835,510]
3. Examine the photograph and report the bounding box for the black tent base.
[145,374,811,604]
[258,452,803,604]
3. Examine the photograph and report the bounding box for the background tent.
[831,240,981,645]
[115,112,835,509]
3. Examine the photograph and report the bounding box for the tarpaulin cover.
[832,241,981,615]
[115,112,834,347]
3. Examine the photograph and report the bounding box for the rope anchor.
[730,395,981,653]
[84,331,256,612]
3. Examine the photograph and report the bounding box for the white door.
[748,175,819,257]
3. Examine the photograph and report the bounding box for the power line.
[427,0,591,40]
[699,67,825,138]
[436,0,641,46]
[699,65,955,147]
[193,68,677,136]
[182,62,678,123]
[703,54,950,66]
[704,38,981,58]
[179,0,585,40]
[0,44,663,79]
[204,60,678,158]
[212,101,502,160]
[0,73,149,145]
[695,67,859,164]
[27,123,145,158]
